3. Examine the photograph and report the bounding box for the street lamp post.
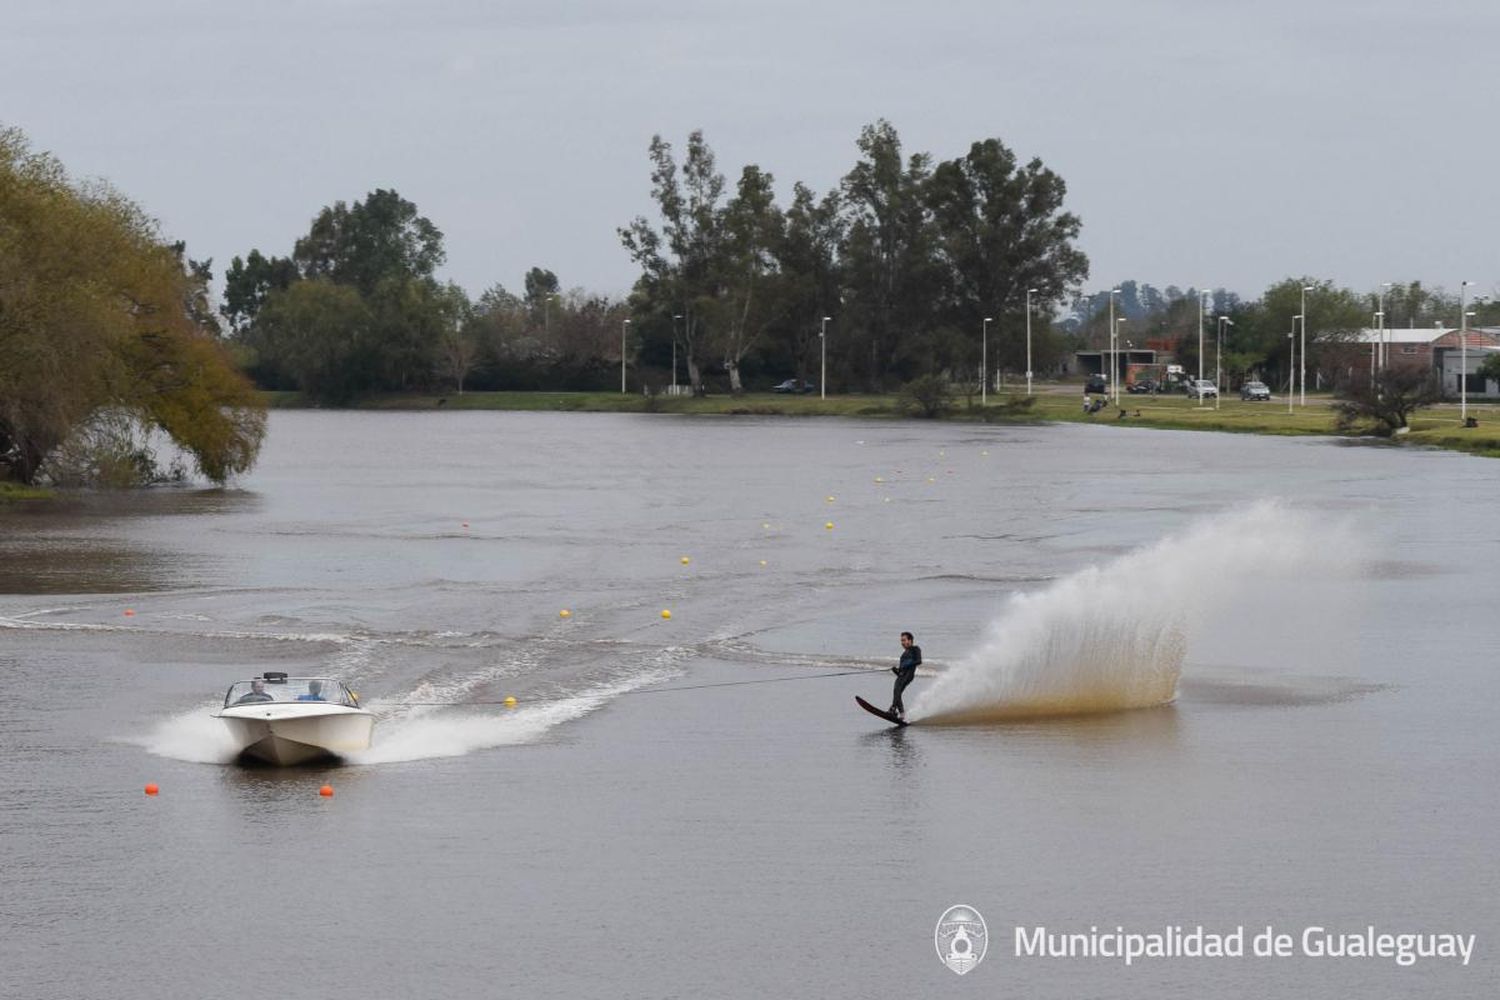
[1291,314,1302,410]
[544,292,560,343]
[620,318,630,393]
[1299,285,1314,404]
[982,317,993,406]
[1025,288,1038,395]
[1198,288,1210,407]
[1114,319,1128,406]
[1108,288,1120,404]
[1216,316,1233,412]
[672,313,681,394]
[820,316,831,400]
[1372,312,1384,380]
[1378,282,1393,370]
[1460,281,1472,423]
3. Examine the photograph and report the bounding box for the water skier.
[890,631,921,722]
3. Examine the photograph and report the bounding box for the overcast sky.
[5,0,1496,306]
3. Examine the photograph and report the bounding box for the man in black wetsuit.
[890,631,921,722]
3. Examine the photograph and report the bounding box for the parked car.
[1084,374,1108,393]
[771,378,816,394]
[1240,380,1271,401]
[1184,379,1219,399]
[1126,378,1156,394]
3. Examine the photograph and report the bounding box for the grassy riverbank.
[262,388,1500,457]
[0,481,54,502]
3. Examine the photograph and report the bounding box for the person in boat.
[234,678,274,704]
[890,631,921,722]
[297,679,327,702]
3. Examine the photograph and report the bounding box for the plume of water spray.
[913,502,1360,723]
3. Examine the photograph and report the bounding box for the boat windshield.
[223,677,358,708]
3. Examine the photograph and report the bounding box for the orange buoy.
[144,783,159,796]
[319,785,334,797]
[123,609,136,617]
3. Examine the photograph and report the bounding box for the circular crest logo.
[935,904,988,975]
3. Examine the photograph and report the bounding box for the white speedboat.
[214,672,374,765]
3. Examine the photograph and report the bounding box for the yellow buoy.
[762,522,770,530]
[825,496,835,503]
[874,477,884,483]
[559,609,572,618]
[661,609,672,619]
[825,521,834,530]
[883,497,891,503]
[759,560,767,567]
[504,695,518,708]
[680,556,691,565]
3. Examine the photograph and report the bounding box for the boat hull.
[216,706,374,765]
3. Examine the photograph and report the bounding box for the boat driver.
[235,678,274,704]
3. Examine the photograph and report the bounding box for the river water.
[1,411,1496,998]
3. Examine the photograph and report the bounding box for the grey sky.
[6,0,1496,306]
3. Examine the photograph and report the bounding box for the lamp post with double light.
[1216,315,1233,411]
[982,317,993,406]
[820,316,831,400]
[1025,288,1038,395]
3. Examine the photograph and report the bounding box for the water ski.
[855,695,908,727]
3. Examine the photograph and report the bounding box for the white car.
[1185,379,1219,399]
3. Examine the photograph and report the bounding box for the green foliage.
[230,189,459,402]
[1476,353,1500,385]
[898,374,956,417]
[0,127,265,485]
[1334,366,1443,435]
[293,189,444,295]
[619,121,1090,395]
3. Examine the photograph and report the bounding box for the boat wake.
[912,501,1364,723]
[134,655,686,765]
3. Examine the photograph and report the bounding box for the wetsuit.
[891,645,921,717]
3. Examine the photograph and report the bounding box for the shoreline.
[261,388,1500,459]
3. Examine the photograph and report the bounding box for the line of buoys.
[144,783,158,796]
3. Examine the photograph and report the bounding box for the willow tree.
[0,128,265,485]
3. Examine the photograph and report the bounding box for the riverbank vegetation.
[262,386,1500,456]
[0,128,265,486]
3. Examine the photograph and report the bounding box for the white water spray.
[912,502,1363,723]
